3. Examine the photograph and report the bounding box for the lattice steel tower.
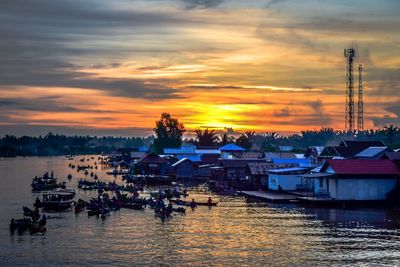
[344,48,355,131]
[357,64,364,131]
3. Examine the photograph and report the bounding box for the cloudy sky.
[0,0,399,136]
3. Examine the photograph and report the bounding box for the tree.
[236,134,251,150]
[195,128,219,146]
[152,113,185,154]
[219,132,235,145]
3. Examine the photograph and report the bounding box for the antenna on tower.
[358,64,364,131]
[344,48,355,132]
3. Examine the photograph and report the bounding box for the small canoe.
[170,199,218,207]
[122,203,144,210]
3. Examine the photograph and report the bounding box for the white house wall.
[335,178,397,200]
[268,174,302,191]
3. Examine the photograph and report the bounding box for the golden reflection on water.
[1,156,400,266]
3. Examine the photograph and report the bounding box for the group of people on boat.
[10,206,47,234]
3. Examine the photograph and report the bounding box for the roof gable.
[219,144,246,151]
[172,158,197,167]
[322,159,400,175]
[136,152,168,164]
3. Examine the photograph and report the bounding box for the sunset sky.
[1,0,399,136]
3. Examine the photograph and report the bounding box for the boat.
[172,207,186,213]
[31,174,65,191]
[121,203,144,210]
[35,190,75,211]
[74,199,86,214]
[23,206,40,220]
[169,199,218,207]
[29,223,47,234]
[10,218,32,233]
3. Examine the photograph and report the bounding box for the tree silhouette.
[195,128,219,146]
[219,132,235,145]
[153,113,185,154]
[236,134,251,150]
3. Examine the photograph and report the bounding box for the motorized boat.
[31,174,65,191]
[35,190,75,211]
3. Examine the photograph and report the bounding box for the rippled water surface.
[1,156,400,266]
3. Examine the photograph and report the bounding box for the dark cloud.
[273,107,291,117]
[371,104,400,127]
[0,0,190,100]
[0,124,152,137]
[0,98,79,113]
[308,100,331,125]
[179,0,225,9]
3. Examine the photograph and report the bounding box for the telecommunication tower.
[344,48,355,131]
[357,64,364,131]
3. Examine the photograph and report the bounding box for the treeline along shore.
[0,113,399,157]
[0,133,152,157]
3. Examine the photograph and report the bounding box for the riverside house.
[300,159,400,202]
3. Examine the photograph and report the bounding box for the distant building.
[219,144,246,159]
[135,152,169,175]
[302,159,400,201]
[353,146,390,159]
[320,140,386,159]
[279,146,293,152]
[172,158,198,179]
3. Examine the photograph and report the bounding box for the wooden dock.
[238,191,298,203]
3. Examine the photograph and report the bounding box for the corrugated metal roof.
[176,154,202,162]
[265,152,297,160]
[195,149,220,154]
[247,163,298,175]
[164,145,196,154]
[354,146,387,158]
[272,158,312,167]
[302,173,334,178]
[136,153,168,164]
[325,159,400,175]
[221,159,266,168]
[172,158,196,167]
[219,144,246,151]
[268,167,307,173]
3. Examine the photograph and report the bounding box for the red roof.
[325,159,400,175]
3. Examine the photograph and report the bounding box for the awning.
[301,173,334,178]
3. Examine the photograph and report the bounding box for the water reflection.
[0,156,400,266]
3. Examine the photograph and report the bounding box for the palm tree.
[219,132,235,145]
[195,129,219,146]
[383,124,399,144]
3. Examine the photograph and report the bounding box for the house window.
[319,178,324,188]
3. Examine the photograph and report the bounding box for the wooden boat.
[172,207,186,213]
[10,218,32,233]
[29,224,47,234]
[36,190,75,211]
[31,176,63,191]
[170,199,218,206]
[122,203,144,210]
[23,206,40,220]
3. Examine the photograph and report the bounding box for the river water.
[1,156,400,266]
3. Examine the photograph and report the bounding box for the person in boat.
[208,197,212,205]
[51,171,54,178]
[166,203,173,216]
[35,197,41,207]
[190,199,197,208]
[39,214,46,226]
[33,207,40,220]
